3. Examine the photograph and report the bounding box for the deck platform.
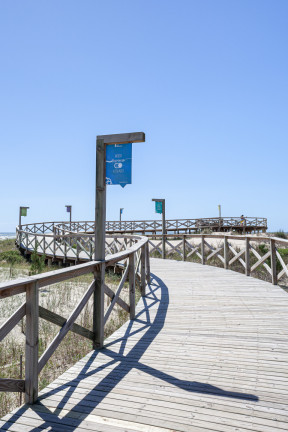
[1,259,288,431]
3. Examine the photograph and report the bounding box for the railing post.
[25,281,39,404]
[140,245,146,296]
[25,232,28,254]
[76,236,79,263]
[201,235,205,265]
[64,236,67,263]
[53,232,56,260]
[145,241,151,284]
[19,227,22,249]
[129,252,135,320]
[89,239,93,260]
[182,235,186,261]
[162,234,166,259]
[93,264,105,348]
[224,236,229,269]
[270,239,277,285]
[245,237,250,276]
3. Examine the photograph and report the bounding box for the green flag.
[21,208,27,217]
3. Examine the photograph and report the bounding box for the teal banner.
[155,201,162,214]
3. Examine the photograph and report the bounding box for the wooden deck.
[1,258,288,431]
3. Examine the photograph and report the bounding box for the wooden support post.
[76,236,79,263]
[182,236,186,261]
[224,236,229,269]
[140,245,146,297]
[64,236,67,263]
[129,253,135,320]
[201,235,205,265]
[53,232,56,259]
[25,282,39,404]
[270,239,277,285]
[145,242,151,284]
[93,137,106,349]
[245,237,250,276]
[93,264,105,348]
[162,201,166,259]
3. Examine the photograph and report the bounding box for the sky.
[0,0,287,232]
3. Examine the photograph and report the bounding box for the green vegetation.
[30,243,46,275]
[274,230,287,239]
[0,249,25,277]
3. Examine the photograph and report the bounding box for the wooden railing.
[0,234,150,404]
[19,216,268,236]
[16,226,140,264]
[149,233,288,285]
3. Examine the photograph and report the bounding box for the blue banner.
[106,143,132,188]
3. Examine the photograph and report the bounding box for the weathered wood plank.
[104,264,129,325]
[39,306,94,341]
[104,284,130,313]
[0,379,25,393]
[97,132,145,144]
[0,302,25,342]
[25,282,38,404]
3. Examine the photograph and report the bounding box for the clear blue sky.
[0,1,287,232]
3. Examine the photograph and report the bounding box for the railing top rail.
[149,232,287,244]
[19,217,268,232]
[16,228,143,240]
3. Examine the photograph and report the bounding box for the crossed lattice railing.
[148,233,288,285]
[0,234,150,404]
[16,226,140,264]
[19,216,268,237]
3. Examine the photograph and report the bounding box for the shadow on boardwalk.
[2,273,259,431]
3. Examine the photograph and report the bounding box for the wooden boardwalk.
[1,258,288,431]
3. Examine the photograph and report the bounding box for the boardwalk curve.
[1,259,288,431]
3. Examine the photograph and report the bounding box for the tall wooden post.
[25,282,39,404]
[93,138,106,349]
[19,207,22,231]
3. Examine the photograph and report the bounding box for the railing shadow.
[1,273,258,431]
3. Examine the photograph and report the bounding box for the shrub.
[0,250,24,276]
[30,244,46,274]
[0,250,23,265]
[274,230,287,239]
